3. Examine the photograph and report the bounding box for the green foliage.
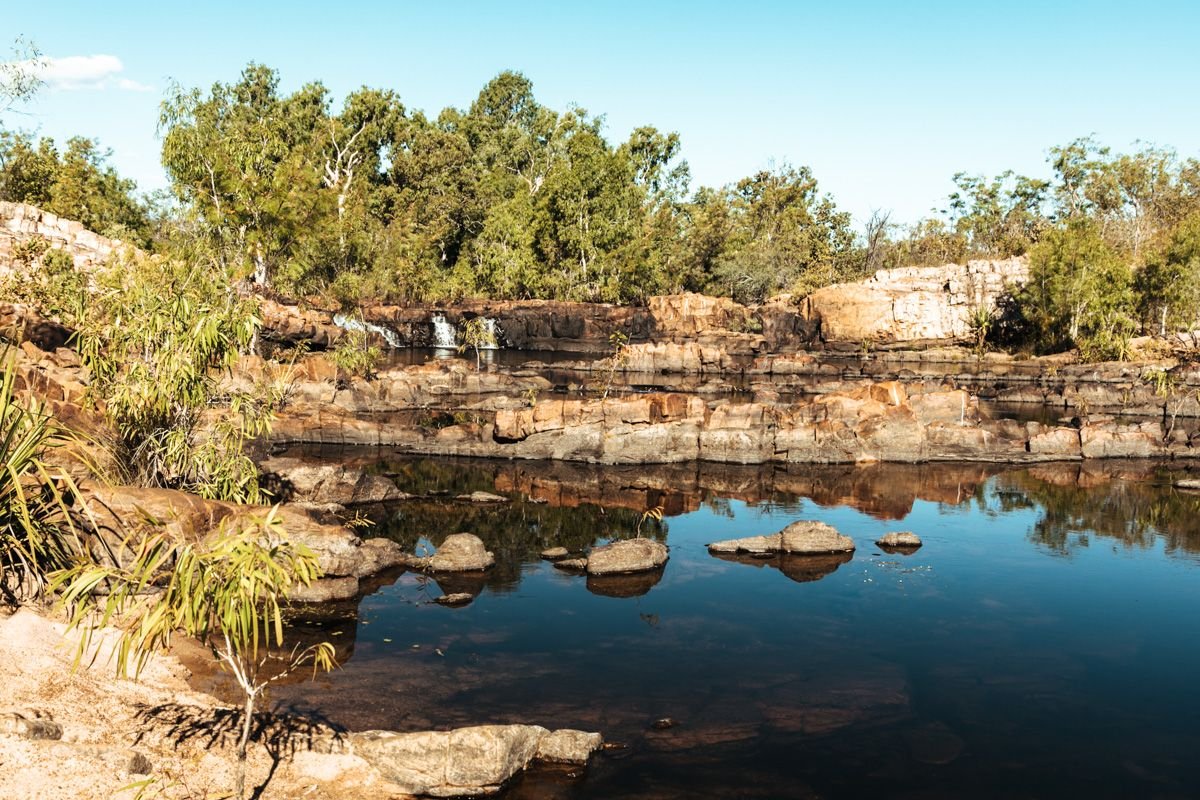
[0,235,87,320]
[0,347,85,603]
[64,249,272,502]
[0,36,43,114]
[457,316,496,369]
[57,507,336,800]
[0,132,152,245]
[1136,212,1200,334]
[1019,219,1135,360]
[699,165,860,303]
[330,325,382,378]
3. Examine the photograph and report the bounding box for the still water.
[263,457,1200,798]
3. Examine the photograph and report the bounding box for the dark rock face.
[710,550,854,584]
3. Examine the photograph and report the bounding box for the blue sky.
[4,0,1198,224]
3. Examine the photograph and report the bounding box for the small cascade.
[431,313,457,349]
[332,313,403,349]
[478,317,501,350]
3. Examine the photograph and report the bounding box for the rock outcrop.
[408,533,495,572]
[349,724,601,797]
[801,257,1029,347]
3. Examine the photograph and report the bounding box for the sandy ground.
[0,605,407,800]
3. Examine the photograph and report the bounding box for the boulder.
[350,724,597,797]
[288,576,360,603]
[540,547,570,560]
[585,538,669,575]
[876,531,923,550]
[779,521,856,554]
[424,533,495,572]
[535,729,604,764]
[1176,479,1200,491]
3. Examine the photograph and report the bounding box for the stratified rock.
[455,491,508,503]
[350,724,549,797]
[876,531,922,550]
[585,539,669,575]
[534,729,604,765]
[435,593,475,607]
[540,547,570,560]
[779,521,856,554]
[425,533,495,572]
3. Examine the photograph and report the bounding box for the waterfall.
[478,317,500,350]
[332,313,403,349]
[430,313,457,349]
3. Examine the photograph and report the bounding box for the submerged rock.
[876,531,923,551]
[455,491,509,503]
[434,593,475,607]
[553,558,589,571]
[349,724,601,797]
[586,538,669,575]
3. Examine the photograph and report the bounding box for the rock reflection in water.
[185,452,1200,798]
[709,551,854,584]
[585,568,665,598]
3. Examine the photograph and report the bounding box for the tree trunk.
[236,691,256,800]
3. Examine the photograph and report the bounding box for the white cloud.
[5,54,153,92]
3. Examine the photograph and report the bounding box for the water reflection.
[193,454,1200,798]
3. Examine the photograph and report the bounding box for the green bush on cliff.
[71,249,276,503]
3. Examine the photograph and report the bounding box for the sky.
[3,0,1199,225]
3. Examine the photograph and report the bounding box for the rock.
[455,491,508,503]
[425,533,495,572]
[707,534,781,554]
[540,547,570,560]
[553,558,589,571]
[435,593,475,607]
[0,710,62,740]
[1175,479,1200,491]
[289,576,360,603]
[534,729,604,765]
[801,257,1028,346]
[585,538,669,575]
[651,718,678,730]
[875,531,922,550]
[258,456,406,505]
[353,538,410,577]
[779,521,856,554]
[350,724,551,797]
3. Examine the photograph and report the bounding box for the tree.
[1019,219,1135,359]
[1137,212,1200,334]
[0,133,150,244]
[458,316,497,369]
[69,249,274,502]
[0,36,43,115]
[707,165,857,303]
[57,509,336,800]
